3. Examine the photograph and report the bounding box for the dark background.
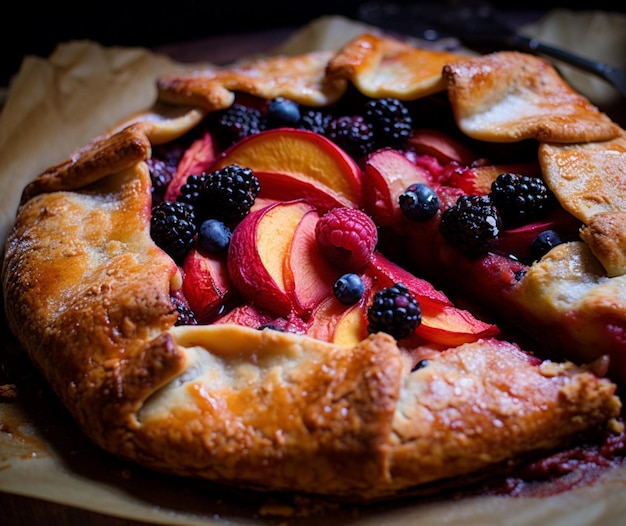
[2,1,625,88]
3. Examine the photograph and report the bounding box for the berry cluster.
[433,172,557,258]
[150,164,260,263]
[211,96,414,159]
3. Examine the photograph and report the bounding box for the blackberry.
[147,142,185,205]
[266,97,301,128]
[333,273,365,305]
[490,172,554,226]
[147,157,177,205]
[215,103,266,147]
[171,295,197,326]
[177,173,207,206]
[439,195,501,256]
[326,115,375,159]
[367,283,421,340]
[299,109,333,135]
[399,183,440,221]
[195,164,260,223]
[364,97,413,148]
[150,201,197,263]
[530,229,564,262]
[198,218,232,253]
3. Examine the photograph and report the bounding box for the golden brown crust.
[539,131,626,223]
[389,339,621,491]
[2,32,624,501]
[580,212,626,277]
[326,33,465,100]
[442,51,621,143]
[157,50,347,110]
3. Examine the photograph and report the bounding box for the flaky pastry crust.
[2,33,624,500]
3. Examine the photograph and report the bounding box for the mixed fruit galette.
[2,33,625,502]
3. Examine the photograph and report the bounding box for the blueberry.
[198,218,231,253]
[333,273,365,305]
[399,183,440,221]
[530,229,563,262]
[267,97,301,128]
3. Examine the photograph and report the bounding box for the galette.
[2,33,624,502]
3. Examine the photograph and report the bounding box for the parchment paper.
[1,13,626,526]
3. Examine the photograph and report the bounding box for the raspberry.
[367,283,421,340]
[150,201,197,263]
[315,207,378,271]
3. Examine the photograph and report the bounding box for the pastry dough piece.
[540,131,626,223]
[540,131,626,276]
[157,50,347,110]
[580,212,626,277]
[442,52,621,143]
[326,33,465,100]
[156,33,465,112]
[513,242,626,375]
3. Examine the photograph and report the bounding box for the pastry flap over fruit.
[157,50,348,110]
[442,51,621,143]
[325,32,465,99]
[540,132,626,277]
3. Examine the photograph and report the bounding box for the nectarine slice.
[182,248,233,323]
[228,200,313,316]
[362,148,433,226]
[416,303,500,346]
[210,128,363,207]
[284,209,338,315]
[163,131,217,202]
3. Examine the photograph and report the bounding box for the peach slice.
[365,251,499,345]
[448,162,542,196]
[407,127,477,165]
[163,131,217,202]
[284,209,338,315]
[182,247,234,324]
[362,148,434,226]
[366,251,452,307]
[228,200,314,316]
[332,303,370,347]
[416,303,500,346]
[210,128,363,209]
[307,274,373,346]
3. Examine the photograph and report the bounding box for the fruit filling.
[147,92,582,351]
